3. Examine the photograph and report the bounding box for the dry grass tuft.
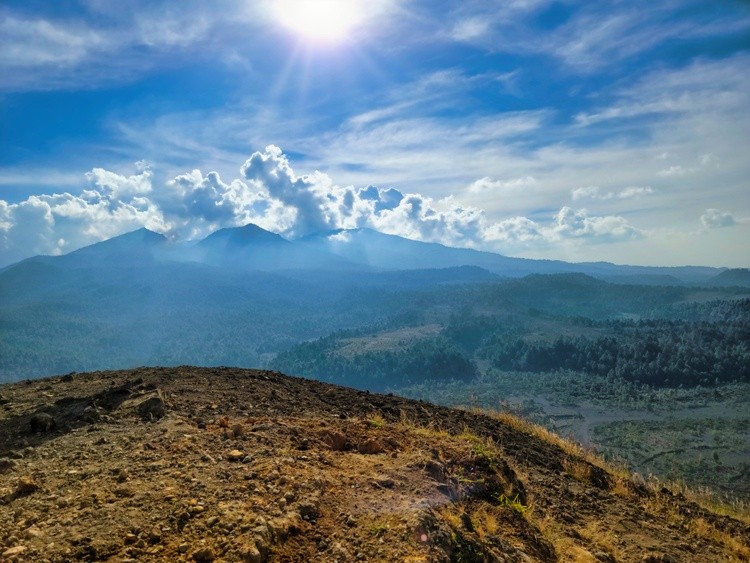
[562,458,593,483]
[533,515,598,562]
[688,517,750,560]
[578,520,622,561]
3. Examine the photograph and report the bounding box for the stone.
[137,395,165,421]
[227,450,244,462]
[15,476,40,496]
[318,430,347,451]
[192,546,216,561]
[240,542,264,563]
[2,546,27,557]
[148,527,162,543]
[29,413,56,433]
[81,406,100,423]
[0,458,16,473]
[357,439,384,455]
[642,555,677,563]
[298,498,320,521]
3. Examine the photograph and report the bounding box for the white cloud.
[617,186,653,199]
[86,165,153,199]
[0,188,168,265]
[450,18,490,42]
[442,2,750,72]
[699,209,750,230]
[467,176,536,194]
[0,146,647,266]
[657,165,689,178]
[0,16,104,68]
[571,185,653,201]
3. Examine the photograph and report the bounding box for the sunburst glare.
[273,0,364,43]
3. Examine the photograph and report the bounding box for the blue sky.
[1,0,749,267]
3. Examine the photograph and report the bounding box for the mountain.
[298,228,724,284]
[193,223,362,272]
[66,227,168,263]
[0,224,731,283]
[705,268,750,288]
[2,224,748,381]
[0,366,747,562]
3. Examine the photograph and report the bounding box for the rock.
[124,534,138,545]
[357,439,384,455]
[0,458,16,473]
[15,476,40,496]
[29,412,56,433]
[373,476,395,489]
[137,395,165,421]
[240,541,264,563]
[298,498,320,521]
[227,449,244,462]
[81,406,100,423]
[642,554,677,563]
[2,546,27,557]
[319,430,347,451]
[206,516,219,527]
[148,527,162,543]
[24,526,43,539]
[595,552,616,562]
[178,543,189,553]
[192,546,216,561]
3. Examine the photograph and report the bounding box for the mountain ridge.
[0,223,732,285]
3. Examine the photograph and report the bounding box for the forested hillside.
[271,297,750,389]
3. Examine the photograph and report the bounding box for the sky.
[1,0,749,268]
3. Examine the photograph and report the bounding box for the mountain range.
[2,223,748,382]
[2,223,743,286]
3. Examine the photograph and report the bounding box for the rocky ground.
[0,366,748,562]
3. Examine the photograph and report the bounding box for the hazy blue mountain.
[704,268,750,288]
[2,221,748,382]
[193,223,363,272]
[297,228,723,283]
[0,224,729,284]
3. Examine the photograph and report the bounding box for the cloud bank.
[0,146,645,266]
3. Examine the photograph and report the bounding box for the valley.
[2,225,749,509]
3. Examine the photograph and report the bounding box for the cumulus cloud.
[0,187,168,265]
[700,209,749,230]
[0,146,646,266]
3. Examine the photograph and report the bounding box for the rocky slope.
[0,367,748,562]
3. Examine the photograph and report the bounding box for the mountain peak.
[67,227,167,258]
[200,223,288,247]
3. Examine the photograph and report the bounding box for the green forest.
[271,297,750,390]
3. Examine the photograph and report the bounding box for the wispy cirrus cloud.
[443,0,750,71]
[571,186,653,201]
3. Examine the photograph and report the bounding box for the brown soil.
[0,366,748,562]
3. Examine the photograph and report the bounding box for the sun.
[273,0,363,43]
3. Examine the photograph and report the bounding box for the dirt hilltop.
[0,366,748,562]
